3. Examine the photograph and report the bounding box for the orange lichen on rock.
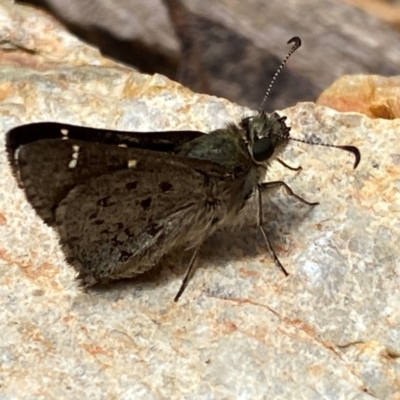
[317,75,400,119]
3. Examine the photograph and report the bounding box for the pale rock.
[0,1,399,399]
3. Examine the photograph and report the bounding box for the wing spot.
[140,197,152,210]
[68,145,80,168]
[118,144,127,148]
[148,223,160,237]
[128,159,137,168]
[14,147,20,163]
[61,128,69,140]
[126,181,138,191]
[159,181,173,192]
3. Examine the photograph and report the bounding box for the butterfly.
[6,37,360,300]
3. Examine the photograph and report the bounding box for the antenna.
[258,37,360,169]
[259,36,302,112]
[289,137,361,169]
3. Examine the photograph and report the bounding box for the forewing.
[7,123,206,224]
[7,122,204,154]
[8,127,232,285]
[7,125,222,224]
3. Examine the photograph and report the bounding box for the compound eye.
[252,137,274,162]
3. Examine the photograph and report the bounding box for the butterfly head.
[241,111,290,164]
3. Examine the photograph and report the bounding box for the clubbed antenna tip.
[259,36,302,112]
[338,145,361,169]
[287,36,302,47]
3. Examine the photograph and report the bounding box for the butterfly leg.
[256,188,289,276]
[277,158,302,171]
[174,246,200,302]
[256,181,318,276]
[259,180,319,206]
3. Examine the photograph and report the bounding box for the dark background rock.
[18,0,400,111]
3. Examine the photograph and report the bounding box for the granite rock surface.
[0,1,399,399]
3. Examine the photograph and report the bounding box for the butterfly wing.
[7,123,207,224]
[6,122,204,153]
[8,124,233,285]
[54,153,216,285]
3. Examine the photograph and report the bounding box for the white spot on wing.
[118,144,127,148]
[68,144,80,168]
[128,159,137,168]
[61,128,69,140]
[14,148,20,163]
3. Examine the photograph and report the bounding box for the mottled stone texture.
[317,75,400,119]
[0,1,399,399]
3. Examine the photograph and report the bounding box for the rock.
[22,0,400,111]
[0,0,116,69]
[24,0,179,53]
[317,75,400,119]
[0,2,399,398]
[343,0,400,31]
[166,0,400,111]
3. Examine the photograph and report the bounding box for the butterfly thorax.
[174,112,291,236]
[178,127,252,171]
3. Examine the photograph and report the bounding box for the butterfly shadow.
[88,190,317,299]
[196,193,317,271]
